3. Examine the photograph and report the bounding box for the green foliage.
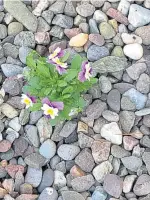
[23,50,97,126]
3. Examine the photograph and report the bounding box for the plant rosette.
[21,47,97,126]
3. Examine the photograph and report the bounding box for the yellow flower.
[41,104,59,119]
[21,94,33,108]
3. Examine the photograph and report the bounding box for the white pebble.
[123,43,143,60]
[121,33,142,44]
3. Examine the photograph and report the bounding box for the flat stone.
[107,89,120,113]
[25,125,40,148]
[5,164,24,178]
[24,153,46,169]
[78,133,94,149]
[104,174,123,198]
[91,139,111,163]
[25,167,42,188]
[69,33,88,47]
[16,194,38,200]
[13,137,28,156]
[3,43,19,59]
[57,144,80,161]
[93,56,128,75]
[135,25,150,45]
[19,46,32,64]
[62,191,84,200]
[8,22,23,36]
[114,83,135,94]
[118,0,130,16]
[93,161,113,183]
[93,10,108,23]
[36,117,52,143]
[39,139,56,159]
[49,1,65,14]
[99,22,116,39]
[0,166,7,178]
[101,122,122,145]
[1,64,23,77]
[1,103,18,118]
[121,156,142,172]
[127,63,147,81]
[29,111,43,124]
[0,24,7,39]
[136,73,150,94]
[76,3,95,17]
[38,169,54,193]
[107,8,128,25]
[35,32,50,45]
[64,1,77,17]
[87,45,109,62]
[38,187,58,200]
[121,33,142,44]
[133,174,150,196]
[19,109,30,125]
[14,31,35,48]
[59,121,77,138]
[92,186,107,200]
[111,145,131,158]
[89,19,99,34]
[7,96,24,110]
[119,111,135,133]
[52,14,73,29]
[123,175,137,193]
[123,43,143,60]
[128,4,150,28]
[124,88,147,110]
[0,188,7,199]
[75,149,95,172]
[3,78,22,96]
[4,0,37,32]
[102,110,119,122]
[37,17,50,32]
[71,174,95,192]
[99,75,112,94]
[0,140,11,152]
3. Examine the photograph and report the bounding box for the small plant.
[22,47,97,126]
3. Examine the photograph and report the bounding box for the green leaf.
[64,69,77,82]
[44,88,52,96]
[71,54,82,70]
[58,80,67,87]
[61,52,70,62]
[36,61,50,77]
[78,97,85,108]
[62,86,74,95]
[28,77,41,89]
[62,94,71,99]
[30,103,42,111]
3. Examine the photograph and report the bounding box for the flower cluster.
[22,47,95,124]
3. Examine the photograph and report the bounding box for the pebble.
[9,117,21,132]
[111,145,130,158]
[133,174,150,196]
[1,64,23,77]
[0,140,11,152]
[136,73,150,94]
[0,188,7,199]
[93,56,128,74]
[76,3,95,17]
[52,14,73,29]
[39,139,56,159]
[123,136,139,151]
[38,187,58,200]
[57,144,80,160]
[71,174,95,192]
[19,46,32,64]
[89,19,99,34]
[8,22,23,36]
[106,7,129,25]
[102,110,119,122]
[16,194,38,200]
[25,125,39,148]
[135,25,150,45]
[49,1,65,14]
[123,43,143,60]
[128,4,150,28]
[29,111,43,125]
[35,32,50,45]
[20,183,33,194]
[78,133,94,149]
[123,88,147,110]
[0,24,7,39]
[25,167,42,188]
[92,186,107,200]
[89,34,105,46]
[3,43,19,59]
[101,122,122,145]
[91,139,110,163]
[99,75,112,94]
[119,111,135,133]
[86,99,107,120]
[126,63,147,80]
[107,89,121,113]
[59,121,77,138]
[42,9,54,24]
[135,108,150,116]
[64,28,81,39]
[14,31,35,48]
[13,137,28,156]
[111,46,125,57]
[99,22,116,39]
[36,117,52,143]
[93,161,113,183]
[121,156,142,172]
[113,33,124,46]
[118,0,130,16]
[123,175,137,193]
[54,170,66,189]
[62,191,84,200]
[1,103,18,118]
[38,169,54,192]
[103,174,123,198]
[93,10,108,23]
[69,33,88,47]
[75,149,95,172]
[3,78,22,96]
[24,153,46,169]
[64,2,77,17]
[37,17,50,32]
[121,33,142,44]
[87,45,109,62]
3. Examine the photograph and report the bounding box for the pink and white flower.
[78,61,92,82]
[48,47,64,60]
[21,94,36,108]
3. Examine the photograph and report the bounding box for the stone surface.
[4,0,37,32]
[119,111,135,133]
[24,153,46,169]
[39,139,56,159]
[107,89,121,113]
[111,145,130,158]
[62,191,84,200]
[38,187,58,200]
[99,22,116,39]
[121,156,142,172]
[1,64,23,77]
[76,3,95,17]
[103,174,123,198]
[57,144,80,160]
[135,25,150,45]
[101,122,122,145]
[52,14,73,29]
[123,43,143,60]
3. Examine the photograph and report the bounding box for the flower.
[48,47,64,60]
[52,57,68,75]
[41,97,64,119]
[78,61,92,82]
[21,94,36,108]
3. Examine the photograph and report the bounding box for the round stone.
[123,43,143,60]
[8,22,23,36]
[57,144,80,160]
[99,22,116,39]
[121,33,142,44]
[69,33,88,47]
[39,139,56,159]
[0,24,7,39]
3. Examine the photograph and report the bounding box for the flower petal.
[78,71,86,82]
[56,66,67,75]
[51,101,64,110]
[42,97,52,106]
[81,61,88,71]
